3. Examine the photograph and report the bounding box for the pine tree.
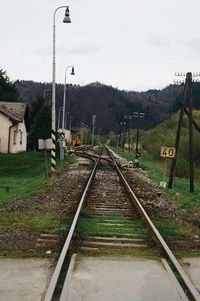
[0,69,19,101]
[28,97,51,150]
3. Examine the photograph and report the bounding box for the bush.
[175,157,189,178]
[141,110,200,177]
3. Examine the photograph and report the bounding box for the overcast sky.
[1,0,200,91]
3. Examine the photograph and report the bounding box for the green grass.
[0,152,74,204]
[76,212,157,257]
[112,148,200,238]
[141,153,200,210]
[115,148,200,209]
[174,250,200,258]
[0,212,57,232]
[0,152,47,204]
[0,151,75,257]
[0,210,72,234]
[152,220,195,239]
[76,214,149,237]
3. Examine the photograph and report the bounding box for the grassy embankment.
[0,152,48,204]
[116,149,200,256]
[0,152,75,240]
[0,151,74,203]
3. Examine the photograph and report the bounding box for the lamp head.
[63,7,71,23]
[71,67,75,75]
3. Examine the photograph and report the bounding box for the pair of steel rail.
[107,146,200,301]
[44,147,200,301]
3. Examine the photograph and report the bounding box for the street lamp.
[119,121,126,152]
[69,115,73,132]
[58,107,63,130]
[51,5,71,173]
[62,66,75,134]
[43,89,50,100]
[124,114,132,153]
[80,122,85,145]
[92,115,96,147]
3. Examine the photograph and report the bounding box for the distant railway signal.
[133,112,144,166]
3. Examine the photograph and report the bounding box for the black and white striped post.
[51,130,56,172]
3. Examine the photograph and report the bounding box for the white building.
[57,128,72,143]
[0,102,27,153]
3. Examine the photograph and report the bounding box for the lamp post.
[80,122,85,145]
[43,89,50,103]
[120,121,126,152]
[57,107,63,130]
[92,115,96,147]
[51,5,71,173]
[62,66,75,134]
[69,115,73,132]
[124,114,132,153]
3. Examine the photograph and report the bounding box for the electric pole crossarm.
[188,74,194,192]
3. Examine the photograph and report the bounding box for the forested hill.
[15,80,200,134]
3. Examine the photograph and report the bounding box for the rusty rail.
[106,146,200,301]
[44,156,100,301]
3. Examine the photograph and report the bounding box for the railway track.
[78,151,149,253]
[44,146,200,301]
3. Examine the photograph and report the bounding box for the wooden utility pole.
[168,101,186,188]
[168,72,194,192]
[188,72,194,192]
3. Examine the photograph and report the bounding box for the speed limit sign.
[160,146,176,158]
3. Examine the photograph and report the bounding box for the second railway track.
[44,145,200,301]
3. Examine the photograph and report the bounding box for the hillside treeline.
[15,80,186,134]
[2,68,200,160]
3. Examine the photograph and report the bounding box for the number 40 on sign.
[160,146,176,189]
[160,146,176,159]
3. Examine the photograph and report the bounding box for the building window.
[20,131,23,144]
[13,130,17,144]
